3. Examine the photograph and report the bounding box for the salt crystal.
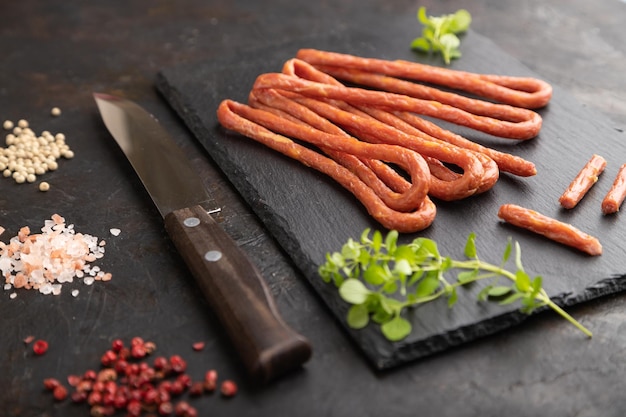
[0,256,12,273]
[9,292,16,299]
[71,289,79,297]
[110,228,121,237]
[0,214,112,296]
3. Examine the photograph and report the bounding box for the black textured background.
[2,1,626,416]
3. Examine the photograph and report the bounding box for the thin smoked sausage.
[497,204,602,256]
[601,164,626,214]
[217,100,437,232]
[295,49,553,109]
[252,70,543,140]
[559,154,607,209]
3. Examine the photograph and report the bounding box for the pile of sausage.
[216,49,626,256]
[217,49,551,233]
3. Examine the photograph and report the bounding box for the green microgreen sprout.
[410,7,472,65]
[319,229,592,342]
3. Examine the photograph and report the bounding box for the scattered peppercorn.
[191,341,205,351]
[220,380,238,398]
[52,385,68,401]
[204,369,217,392]
[32,339,49,355]
[0,118,74,185]
[51,107,62,117]
[41,337,238,415]
[43,378,61,391]
[38,181,50,191]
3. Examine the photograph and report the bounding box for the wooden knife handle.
[164,205,312,383]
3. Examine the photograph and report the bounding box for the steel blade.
[93,92,213,217]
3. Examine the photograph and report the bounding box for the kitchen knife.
[93,92,311,383]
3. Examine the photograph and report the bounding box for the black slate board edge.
[155,28,626,370]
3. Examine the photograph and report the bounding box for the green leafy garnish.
[319,229,592,342]
[410,7,472,65]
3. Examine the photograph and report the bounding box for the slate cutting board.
[156,28,626,370]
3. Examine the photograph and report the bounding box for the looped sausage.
[295,49,553,109]
[216,50,552,232]
[217,100,437,232]
[248,89,425,212]
[253,69,542,140]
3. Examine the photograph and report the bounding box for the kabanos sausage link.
[249,90,412,198]
[279,61,485,192]
[279,58,530,180]
[346,102,500,195]
[311,64,539,123]
[601,164,626,214]
[497,204,602,256]
[217,100,437,232]
[279,91,487,201]
[248,90,421,212]
[226,97,432,211]
[289,93,488,200]
[252,72,542,140]
[250,87,476,202]
[559,154,607,209]
[394,111,537,177]
[295,49,553,109]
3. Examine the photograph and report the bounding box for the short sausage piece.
[601,164,626,214]
[559,154,607,209]
[497,204,602,256]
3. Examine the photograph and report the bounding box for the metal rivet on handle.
[205,250,222,262]
[183,217,201,227]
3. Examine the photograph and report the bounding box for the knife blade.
[93,92,311,383]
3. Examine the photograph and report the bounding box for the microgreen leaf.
[477,285,492,302]
[515,270,531,293]
[501,239,512,264]
[339,279,371,304]
[384,229,399,254]
[447,286,458,307]
[383,280,398,294]
[364,264,388,286]
[347,304,370,329]
[499,292,524,306]
[394,259,413,277]
[487,285,513,298]
[381,315,412,342]
[464,232,477,258]
[371,229,383,252]
[410,37,431,52]
[531,276,543,298]
[410,7,471,65]
[372,308,393,324]
[457,269,478,284]
[449,9,472,32]
[395,245,416,263]
[415,274,440,298]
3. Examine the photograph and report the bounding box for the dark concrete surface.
[1,1,626,416]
